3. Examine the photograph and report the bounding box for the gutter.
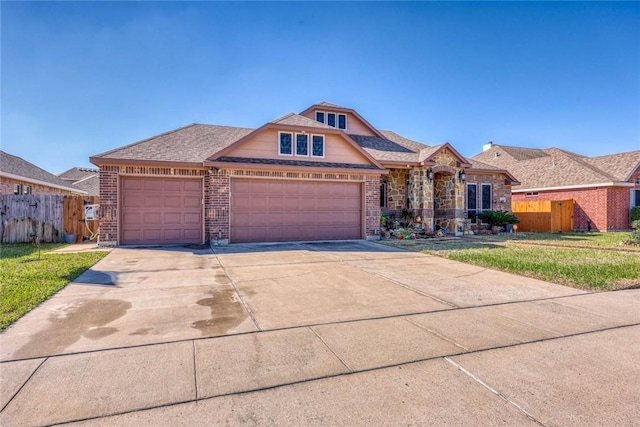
[1,171,87,195]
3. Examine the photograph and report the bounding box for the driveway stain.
[130,328,152,336]
[191,288,247,336]
[13,299,131,359]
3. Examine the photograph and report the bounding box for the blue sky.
[2,1,639,174]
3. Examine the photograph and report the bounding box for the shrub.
[479,210,520,227]
[623,229,640,246]
[631,206,640,222]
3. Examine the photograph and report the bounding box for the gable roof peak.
[316,101,348,109]
[269,113,335,129]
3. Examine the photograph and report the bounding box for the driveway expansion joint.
[0,357,48,413]
[444,357,547,427]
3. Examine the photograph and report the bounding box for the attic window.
[279,132,293,156]
[315,111,347,130]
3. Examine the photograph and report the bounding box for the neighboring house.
[58,167,100,196]
[90,102,517,246]
[472,143,640,231]
[0,151,85,196]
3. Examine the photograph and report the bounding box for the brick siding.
[0,177,76,196]
[513,186,632,231]
[98,164,380,245]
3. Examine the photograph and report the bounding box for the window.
[296,133,309,156]
[481,184,492,210]
[279,132,293,155]
[13,184,23,195]
[380,182,387,208]
[467,184,477,220]
[315,110,347,130]
[634,190,640,207]
[23,186,32,195]
[327,113,336,128]
[312,135,324,157]
[525,191,539,197]
[337,114,347,130]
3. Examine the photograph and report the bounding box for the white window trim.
[315,110,348,131]
[278,131,293,156]
[295,133,310,157]
[337,113,347,130]
[24,185,32,195]
[466,183,477,217]
[481,183,493,211]
[13,183,22,195]
[311,134,325,158]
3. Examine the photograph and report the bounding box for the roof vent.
[494,152,500,159]
[483,141,493,152]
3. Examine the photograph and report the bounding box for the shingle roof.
[71,174,100,196]
[349,134,422,163]
[270,113,335,129]
[472,144,639,189]
[586,150,640,181]
[58,167,99,182]
[316,101,348,109]
[92,124,254,163]
[0,150,81,192]
[216,156,382,170]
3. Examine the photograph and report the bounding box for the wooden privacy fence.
[1,195,99,244]
[512,199,574,233]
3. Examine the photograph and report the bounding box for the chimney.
[482,141,493,152]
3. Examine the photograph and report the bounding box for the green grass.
[0,243,108,331]
[379,237,640,291]
[470,231,636,249]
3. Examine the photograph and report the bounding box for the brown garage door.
[230,179,362,243]
[120,177,203,245]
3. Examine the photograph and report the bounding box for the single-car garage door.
[230,179,362,243]
[120,177,203,245]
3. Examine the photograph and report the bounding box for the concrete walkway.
[1,241,638,426]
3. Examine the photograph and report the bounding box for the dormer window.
[279,132,293,156]
[315,110,347,130]
[296,134,309,156]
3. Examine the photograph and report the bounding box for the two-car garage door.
[230,179,362,243]
[120,177,203,245]
[119,176,362,245]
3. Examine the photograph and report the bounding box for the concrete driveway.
[1,241,639,426]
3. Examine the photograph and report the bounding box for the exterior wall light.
[458,170,466,183]
[426,168,434,182]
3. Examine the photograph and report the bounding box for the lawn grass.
[470,231,636,249]
[379,236,640,291]
[0,243,109,331]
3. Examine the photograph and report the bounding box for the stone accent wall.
[386,169,407,211]
[433,149,458,167]
[0,177,76,196]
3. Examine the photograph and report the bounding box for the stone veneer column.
[206,170,230,244]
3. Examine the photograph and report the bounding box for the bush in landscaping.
[623,229,640,246]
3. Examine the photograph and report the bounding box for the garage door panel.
[183,196,201,208]
[231,179,362,243]
[120,177,203,245]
